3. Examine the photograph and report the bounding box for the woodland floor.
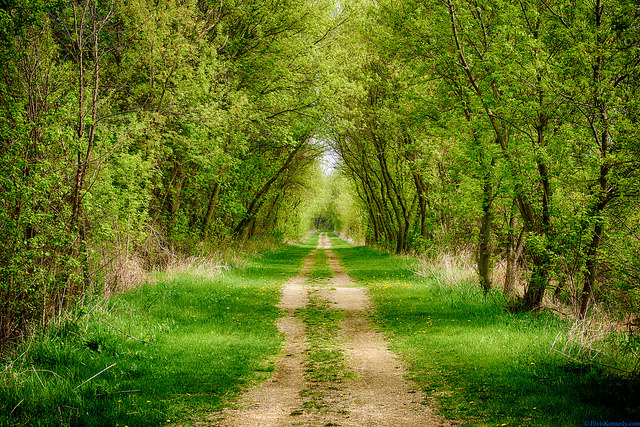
[214,233,452,426]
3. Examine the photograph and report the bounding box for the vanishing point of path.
[220,233,451,426]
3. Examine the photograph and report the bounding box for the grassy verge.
[0,239,314,426]
[329,234,640,426]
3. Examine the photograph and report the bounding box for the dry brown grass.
[552,308,613,363]
[159,233,291,281]
[103,252,152,294]
[491,258,527,297]
[336,231,365,246]
[413,249,476,289]
[550,306,640,377]
[162,254,228,281]
[96,227,292,295]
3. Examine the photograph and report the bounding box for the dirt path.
[220,233,450,426]
[218,255,312,426]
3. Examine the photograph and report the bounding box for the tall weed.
[413,249,476,291]
[552,308,640,378]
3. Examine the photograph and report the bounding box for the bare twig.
[33,368,69,384]
[5,339,33,370]
[554,344,636,375]
[10,399,24,415]
[75,363,116,389]
[59,405,79,416]
[32,366,44,389]
[551,347,583,364]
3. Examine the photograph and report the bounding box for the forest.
[1,0,639,373]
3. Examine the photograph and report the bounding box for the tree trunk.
[234,140,304,237]
[478,163,493,293]
[448,0,555,310]
[71,2,86,229]
[579,130,610,317]
[413,173,429,240]
[201,180,221,239]
[578,0,611,319]
[504,207,525,299]
[579,219,604,317]
[518,258,549,311]
[263,191,282,231]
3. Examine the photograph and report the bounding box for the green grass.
[0,238,315,426]
[331,240,640,426]
[300,232,321,249]
[297,290,349,385]
[308,249,333,281]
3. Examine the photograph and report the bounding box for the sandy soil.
[219,234,452,426]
